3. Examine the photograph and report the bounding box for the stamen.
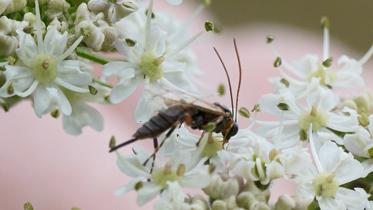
[58,36,83,62]
[165,31,204,58]
[144,0,154,51]
[34,0,44,53]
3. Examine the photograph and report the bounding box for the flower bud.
[101,26,119,51]
[78,22,105,51]
[274,195,296,210]
[88,0,109,13]
[204,175,240,200]
[252,203,270,210]
[0,34,18,56]
[211,200,227,210]
[0,16,12,34]
[4,0,27,14]
[108,1,138,23]
[189,196,209,210]
[0,0,11,15]
[75,3,91,23]
[48,0,70,12]
[237,192,257,209]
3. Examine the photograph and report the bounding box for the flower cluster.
[112,17,373,210]
[0,0,204,134]
[2,1,373,210]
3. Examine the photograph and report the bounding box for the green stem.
[76,47,110,65]
[93,79,113,89]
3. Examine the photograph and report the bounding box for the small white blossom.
[271,22,373,99]
[257,88,359,149]
[104,5,200,122]
[291,140,367,210]
[115,147,210,206]
[0,1,91,117]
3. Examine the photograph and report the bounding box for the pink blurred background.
[1,1,373,210]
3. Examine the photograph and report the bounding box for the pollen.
[299,106,328,131]
[312,173,338,197]
[139,51,164,81]
[31,54,58,84]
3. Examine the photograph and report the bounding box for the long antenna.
[213,47,234,115]
[233,39,242,122]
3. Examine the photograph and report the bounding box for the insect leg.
[196,131,206,147]
[149,138,158,174]
[143,124,179,168]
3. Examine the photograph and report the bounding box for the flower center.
[31,54,58,84]
[299,106,328,131]
[151,164,184,188]
[312,173,338,197]
[307,65,336,86]
[139,51,164,82]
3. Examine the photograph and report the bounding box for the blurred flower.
[271,21,373,99]
[0,1,91,117]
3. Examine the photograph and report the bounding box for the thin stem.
[359,44,373,65]
[93,79,113,89]
[76,48,110,65]
[322,27,330,60]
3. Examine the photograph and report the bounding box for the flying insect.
[110,39,244,166]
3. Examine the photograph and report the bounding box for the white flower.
[228,129,284,185]
[0,1,91,117]
[291,140,367,210]
[115,148,210,206]
[257,88,359,149]
[61,82,108,135]
[272,22,373,98]
[343,126,373,158]
[104,4,201,122]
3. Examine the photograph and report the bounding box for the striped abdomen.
[133,105,187,139]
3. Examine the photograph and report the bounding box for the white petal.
[33,86,52,117]
[44,27,68,56]
[318,141,344,173]
[335,187,370,210]
[116,153,149,178]
[62,102,104,135]
[110,79,139,104]
[137,182,161,206]
[46,86,72,115]
[55,78,89,93]
[317,197,345,210]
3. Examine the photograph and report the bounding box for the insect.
[110,39,243,167]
